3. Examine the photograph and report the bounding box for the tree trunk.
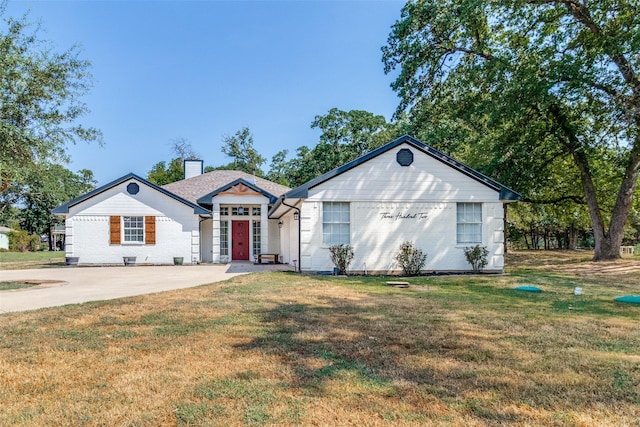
[503,204,508,254]
[568,224,578,250]
[559,0,640,260]
[48,229,54,251]
[548,103,640,261]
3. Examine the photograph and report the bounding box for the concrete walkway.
[0,263,292,314]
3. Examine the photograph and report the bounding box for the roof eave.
[196,178,279,205]
[51,173,211,216]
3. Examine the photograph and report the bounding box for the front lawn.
[0,251,638,426]
[0,251,65,269]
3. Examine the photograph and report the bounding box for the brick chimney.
[184,159,203,179]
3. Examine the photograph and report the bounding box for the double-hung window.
[123,216,144,243]
[456,203,482,244]
[322,202,350,245]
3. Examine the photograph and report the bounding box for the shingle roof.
[163,170,290,205]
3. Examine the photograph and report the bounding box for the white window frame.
[322,202,350,245]
[456,203,482,244]
[252,220,261,257]
[232,206,250,216]
[123,216,144,243]
[220,220,229,256]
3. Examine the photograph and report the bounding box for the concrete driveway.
[0,263,290,314]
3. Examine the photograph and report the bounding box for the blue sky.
[7,0,405,184]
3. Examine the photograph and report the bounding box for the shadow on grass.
[235,297,558,424]
[230,270,640,423]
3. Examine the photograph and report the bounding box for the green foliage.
[329,243,354,275]
[0,4,102,189]
[147,138,205,185]
[0,165,95,249]
[7,230,39,252]
[311,107,394,159]
[382,0,640,260]
[463,245,489,272]
[265,150,292,186]
[263,108,405,188]
[147,158,184,185]
[221,127,266,177]
[395,241,427,276]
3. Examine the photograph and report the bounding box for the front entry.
[232,220,250,260]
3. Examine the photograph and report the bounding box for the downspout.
[281,200,301,272]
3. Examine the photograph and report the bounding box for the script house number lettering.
[380,212,429,221]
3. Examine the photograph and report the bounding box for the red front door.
[232,220,250,260]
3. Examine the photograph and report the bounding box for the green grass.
[0,281,38,291]
[0,251,65,269]
[0,251,639,426]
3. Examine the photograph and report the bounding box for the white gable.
[307,142,499,202]
[68,179,196,218]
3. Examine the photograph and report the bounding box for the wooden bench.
[258,253,279,264]
[620,246,635,255]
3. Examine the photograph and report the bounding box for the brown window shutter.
[145,216,156,245]
[110,216,121,245]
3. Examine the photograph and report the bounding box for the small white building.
[53,135,520,271]
[0,226,11,250]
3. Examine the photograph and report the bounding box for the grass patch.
[0,281,38,291]
[0,251,65,269]
[0,251,639,425]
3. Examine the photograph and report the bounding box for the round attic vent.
[127,182,140,195]
[396,148,414,166]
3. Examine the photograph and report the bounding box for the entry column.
[260,203,268,258]
[212,203,221,263]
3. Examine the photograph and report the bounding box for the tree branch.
[521,195,585,204]
[438,44,495,61]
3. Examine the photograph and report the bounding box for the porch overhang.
[268,196,303,219]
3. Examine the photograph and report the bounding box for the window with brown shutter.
[145,216,156,245]
[110,216,121,245]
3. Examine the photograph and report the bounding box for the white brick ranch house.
[53,135,521,272]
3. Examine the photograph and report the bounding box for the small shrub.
[463,245,489,272]
[395,241,427,276]
[7,230,40,252]
[329,244,354,275]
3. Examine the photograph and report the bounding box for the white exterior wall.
[201,218,213,262]
[277,212,299,268]
[65,179,200,265]
[0,233,8,250]
[267,219,281,254]
[300,143,505,273]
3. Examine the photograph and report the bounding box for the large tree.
[383,0,640,260]
[147,138,203,185]
[273,108,402,187]
[0,3,101,191]
[4,164,96,249]
[221,127,266,177]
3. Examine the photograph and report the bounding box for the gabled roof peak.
[52,173,210,215]
[279,135,521,202]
